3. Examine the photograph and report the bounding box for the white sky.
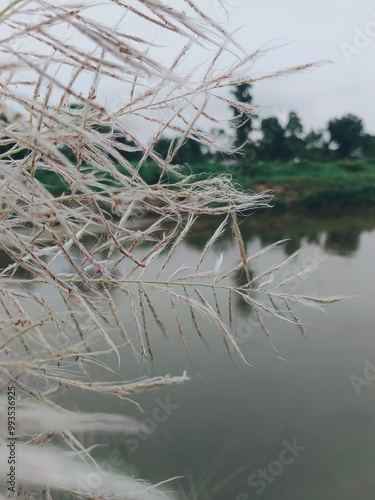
[7,1,373,137]
[96,0,375,136]
[202,0,375,134]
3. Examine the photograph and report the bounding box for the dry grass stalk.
[0,1,338,498]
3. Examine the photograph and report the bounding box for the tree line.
[2,86,374,168]
[154,83,375,166]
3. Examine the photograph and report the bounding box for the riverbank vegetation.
[26,157,375,210]
[4,82,374,209]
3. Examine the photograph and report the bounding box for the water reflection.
[2,212,374,275]
[183,212,375,259]
[232,267,255,311]
[2,211,375,500]
[324,228,361,256]
[107,211,375,500]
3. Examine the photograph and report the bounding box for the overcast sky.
[96,0,375,137]
[200,0,375,134]
[16,1,372,137]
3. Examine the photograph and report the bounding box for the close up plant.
[0,1,339,498]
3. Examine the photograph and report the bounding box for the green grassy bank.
[239,159,375,209]
[33,158,375,210]
[175,158,375,209]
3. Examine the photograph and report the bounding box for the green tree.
[285,111,304,159]
[328,114,364,158]
[231,83,254,150]
[259,117,290,161]
[154,136,206,164]
[362,133,375,158]
[303,130,329,161]
[286,111,303,138]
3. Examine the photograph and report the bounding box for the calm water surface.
[84,212,375,500]
[6,211,375,500]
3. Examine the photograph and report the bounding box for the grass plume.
[0,1,337,497]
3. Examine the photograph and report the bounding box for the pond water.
[3,210,375,500]
[84,211,375,500]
